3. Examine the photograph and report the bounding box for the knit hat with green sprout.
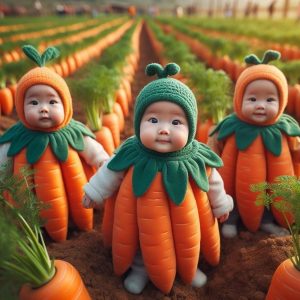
[234,49,288,125]
[134,63,198,145]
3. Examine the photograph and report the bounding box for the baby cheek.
[24,108,37,121]
[140,128,155,147]
[52,107,65,124]
[173,130,189,149]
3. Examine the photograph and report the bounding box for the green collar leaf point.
[107,137,222,205]
[162,161,188,205]
[212,114,300,156]
[132,158,158,197]
[0,119,95,164]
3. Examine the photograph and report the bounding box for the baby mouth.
[156,139,170,143]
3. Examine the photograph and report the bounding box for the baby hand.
[218,212,229,223]
[82,194,100,209]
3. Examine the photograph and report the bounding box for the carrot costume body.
[84,63,233,294]
[211,50,300,232]
[0,45,108,242]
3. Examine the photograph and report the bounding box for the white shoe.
[221,224,238,238]
[191,269,207,288]
[124,269,149,294]
[260,223,289,236]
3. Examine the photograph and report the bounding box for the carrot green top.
[107,136,222,205]
[0,119,94,164]
[211,113,300,156]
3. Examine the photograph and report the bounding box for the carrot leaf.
[0,163,55,289]
[251,175,300,270]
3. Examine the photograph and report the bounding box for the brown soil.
[1,24,293,300]
[47,223,292,300]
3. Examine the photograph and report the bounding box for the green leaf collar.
[211,113,300,156]
[107,136,223,205]
[0,119,94,164]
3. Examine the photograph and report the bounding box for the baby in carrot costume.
[209,50,300,238]
[83,63,233,294]
[0,45,109,242]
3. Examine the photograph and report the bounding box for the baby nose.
[256,101,265,108]
[40,106,49,113]
[159,128,169,135]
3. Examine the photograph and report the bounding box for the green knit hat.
[134,63,198,145]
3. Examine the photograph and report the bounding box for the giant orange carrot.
[112,167,138,275]
[80,158,96,181]
[288,136,300,177]
[94,126,115,156]
[115,88,129,117]
[60,147,93,231]
[169,181,200,285]
[0,177,91,300]
[113,101,125,133]
[102,112,120,148]
[0,86,14,116]
[191,176,220,267]
[196,118,214,144]
[218,135,238,198]
[266,135,295,228]
[252,176,300,300]
[137,172,176,294]
[33,147,68,242]
[13,149,31,177]
[266,259,300,300]
[236,135,267,232]
[101,194,116,248]
[20,260,91,300]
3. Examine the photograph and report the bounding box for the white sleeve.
[83,156,125,204]
[78,136,110,169]
[0,143,12,168]
[207,168,234,218]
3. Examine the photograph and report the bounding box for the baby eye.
[148,117,158,123]
[50,99,58,104]
[248,97,256,102]
[172,119,182,125]
[29,100,39,105]
[267,97,276,102]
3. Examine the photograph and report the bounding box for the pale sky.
[178,0,298,9]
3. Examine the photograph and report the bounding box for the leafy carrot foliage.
[251,176,300,270]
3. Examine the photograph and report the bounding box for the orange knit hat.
[234,50,287,125]
[15,45,73,131]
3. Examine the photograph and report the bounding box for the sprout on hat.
[22,45,60,67]
[245,49,281,65]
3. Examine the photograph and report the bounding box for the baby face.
[140,101,189,153]
[24,84,65,129]
[241,79,279,124]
